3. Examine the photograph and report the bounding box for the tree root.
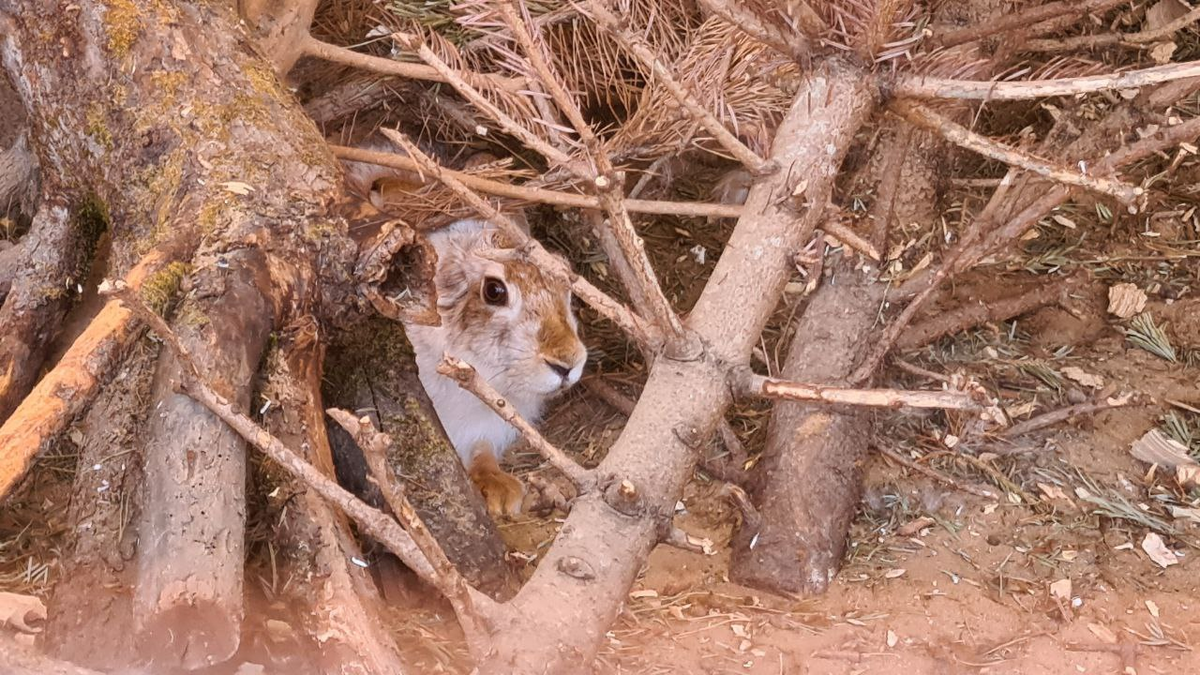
[0,199,103,422]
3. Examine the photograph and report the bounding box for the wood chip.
[897,516,936,537]
[1141,532,1179,568]
[1087,622,1118,644]
[886,630,898,648]
[1108,283,1147,319]
[1061,366,1104,389]
[1146,599,1161,618]
[0,592,46,633]
[884,568,907,579]
[1130,430,1200,489]
[1050,578,1072,601]
[1146,0,1191,31]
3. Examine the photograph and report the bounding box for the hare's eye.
[482,277,509,306]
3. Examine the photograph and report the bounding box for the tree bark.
[325,317,517,598]
[132,250,275,668]
[729,256,885,594]
[0,198,105,422]
[44,343,155,670]
[1,0,357,668]
[478,58,876,674]
[258,320,410,675]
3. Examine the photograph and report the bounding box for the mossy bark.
[325,316,517,598]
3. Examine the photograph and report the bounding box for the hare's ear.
[490,210,530,249]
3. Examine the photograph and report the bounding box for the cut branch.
[301,34,524,92]
[892,60,1200,100]
[437,355,594,489]
[735,368,990,411]
[582,0,775,175]
[0,232,196,500]
[0,200,102,423]
[890,99,1143,203]
[100,283,454,599]
[330,144,743,218]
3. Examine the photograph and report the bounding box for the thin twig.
[390,32,588,179]
[301,34,522,92]
[928,0,1123,49]
[437,355,594,489]
[895,275,1078,350]
[694,0,812,63]
[581,0,775,175]
[874,445,998,499]
[330,145,744,219]
[891,99,1142,203]
[498,2,686,338]
[892,60,1200,100]
[1025,6,1200,52]
[734,368,988,411]
[856,113,1200,382]
[822,218,882,261]
[379,128,656,348]
[1001,395,1138,438]
[325,409,485,629]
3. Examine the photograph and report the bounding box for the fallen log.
[258,319,411,674]
[0,198,105,422]
[132,249,275,669]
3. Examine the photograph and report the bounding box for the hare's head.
[425,218,587,398]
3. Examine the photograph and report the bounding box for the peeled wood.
[132,251,274,669]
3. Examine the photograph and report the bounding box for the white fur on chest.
[409,325,546,464]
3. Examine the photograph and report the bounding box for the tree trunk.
[0,198,105,421]
[478,58,877,674]
[0,0,369,668]
[324,316,517,598]
[729,256,885,594]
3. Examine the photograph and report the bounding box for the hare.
[340,137,587,516]
[405,219,587,516]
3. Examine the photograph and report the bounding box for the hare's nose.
[545,360,572,379]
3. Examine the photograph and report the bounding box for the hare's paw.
[469,453,525,518]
